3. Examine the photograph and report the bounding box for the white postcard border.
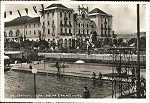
[1,1,149,103]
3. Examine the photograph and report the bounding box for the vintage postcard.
[0,1,149,103]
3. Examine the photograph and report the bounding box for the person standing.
[98,72,102,80]
[92,72,96,86]
[83,86,90,98]
[29,64,32,70]
[56,61,61,78]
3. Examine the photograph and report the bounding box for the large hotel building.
[4,4,113,48]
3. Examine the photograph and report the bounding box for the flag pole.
[136,4,141,98]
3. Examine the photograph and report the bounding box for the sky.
[4,3,146,34]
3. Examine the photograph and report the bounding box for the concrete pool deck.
[10,61,146,80]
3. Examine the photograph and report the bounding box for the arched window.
[82,13,85,19]
[9,30,13,37]
[16,29,20,37]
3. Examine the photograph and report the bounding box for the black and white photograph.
[3,2,146,99]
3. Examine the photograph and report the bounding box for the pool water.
[5,70,112,98]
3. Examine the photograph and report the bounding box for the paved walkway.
[11,61,146,79]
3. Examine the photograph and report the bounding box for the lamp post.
[32,68,37,98]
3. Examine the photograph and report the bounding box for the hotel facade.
[4,4,113,49]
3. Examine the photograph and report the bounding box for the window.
[52,20,55,27]
[52,28,55,36]
[87,24,88,28]
[60,28,63,34]
[101,24,103,29]
[47,13,49,18]
[16,30,20,37]
[9,30,13,37]
[104,18,107,28]
[60,12,62,18]
[52,20,54,25]
[60,20,62,26]
[52,11,54,16]
[91,25,94,28]
[101,29,103,37]
[43,22,45,26]
[34,30,36,35]
[87,30,89,34]
[65,28,67,34]
[69,21,71,26]
[64,12,67,17]
[79,29,80,34]
[69,12,71,18]
[82,14,85,18]
[29,24,31,28]
[64,20,67,25]
[48,29,50,34]
[79,23,80,27]
[48,21,50,26]
[69,29,71,34]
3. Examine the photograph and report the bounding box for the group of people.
[91,72,103,86]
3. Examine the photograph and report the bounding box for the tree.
[38,40,49,50]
